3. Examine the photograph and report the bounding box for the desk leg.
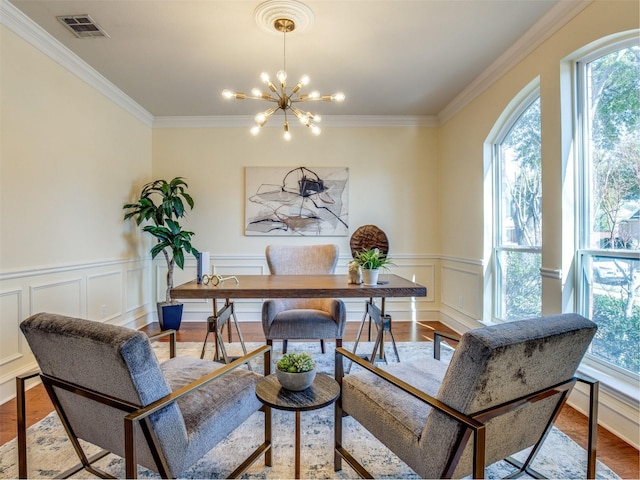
[367,300,400,364]
[347,299,375,373]
[228,300,252,371]
[351,300,371,353]
[201,299,250,366]
[295,410,301,479]
[200,302,215,360]
[229,300,249,357]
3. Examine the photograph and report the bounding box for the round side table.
[255,373,340,479]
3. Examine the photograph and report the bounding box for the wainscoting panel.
[441,263,482,320]
[126,265,148,313]
[0,289,23,366]
[30,278,82,318]
[87,271,123,321]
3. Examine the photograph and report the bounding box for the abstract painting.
[245,166,349,236]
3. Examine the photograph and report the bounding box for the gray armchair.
[262,244,347,353]
[18,312,272,479]
[335,314,598,479]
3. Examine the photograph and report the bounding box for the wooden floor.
[1,321,638,479]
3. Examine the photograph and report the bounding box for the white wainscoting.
[0,289,23,367]
[0,258,151,404]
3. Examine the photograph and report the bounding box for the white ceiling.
[7,0,588,120]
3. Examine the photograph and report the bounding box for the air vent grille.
[57,15,109,39]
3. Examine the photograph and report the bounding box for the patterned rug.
[0,341,619,479]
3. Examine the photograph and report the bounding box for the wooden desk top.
[171,274,426,300]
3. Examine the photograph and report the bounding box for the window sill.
[577,361,639,408]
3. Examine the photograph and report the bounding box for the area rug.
[0,341,619,479]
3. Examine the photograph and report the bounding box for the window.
[577,40,640,377]
[494,93,542,321]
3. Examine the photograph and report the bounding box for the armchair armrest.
[147,329,177,358]
[433,331,460,360]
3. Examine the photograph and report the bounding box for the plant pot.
[276,368,316,391]
[362,268,380,286]
[157,302,183,331]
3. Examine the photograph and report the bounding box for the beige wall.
[152,126,438,255]
[1,27,152,269]
[0,25,152,401]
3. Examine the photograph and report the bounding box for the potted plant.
[353,248,394,285]
[123,177,199,330]
[276,352,316,391]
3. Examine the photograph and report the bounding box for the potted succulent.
[123,177,199,330]
[276,352,316,391]
[353,248,394,286]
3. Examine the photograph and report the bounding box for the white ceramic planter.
[362,268,380,286]
[276,368,316,391]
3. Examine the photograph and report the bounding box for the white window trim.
[573,35,640,398]
[492,87,541,322]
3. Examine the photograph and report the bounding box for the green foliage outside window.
[503,251,541,321]
[582,43,639,376]
[591,293,640,375]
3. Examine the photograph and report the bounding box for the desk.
[255,373,340,479]
[171,274,427,362]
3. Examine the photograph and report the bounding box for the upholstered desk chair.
[18,313,272,479]
[335,314,598,479]
[262,244,347,354]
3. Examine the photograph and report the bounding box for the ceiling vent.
[57,15,109,39]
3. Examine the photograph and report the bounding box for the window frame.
[492,88,542,322]
[574,35,640,386]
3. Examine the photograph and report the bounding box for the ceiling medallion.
[222,0,345,140]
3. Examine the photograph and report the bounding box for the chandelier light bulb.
[311,124,321,136]
[332,92,346,102]
[222,89,235,99]
[283,122,291,141]
[260,72,270,83]
[300,75,310,86]
[250,125,261,136]
[309,91,320,100]
[276,70,287,85]
[255,112,267,125]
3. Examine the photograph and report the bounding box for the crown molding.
[438,0,593,124]
[153,114,438,128]
[0,0,154,127]
[2,0,591,131]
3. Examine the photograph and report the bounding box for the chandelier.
[222,7,344,140]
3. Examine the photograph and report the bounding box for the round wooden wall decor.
[349,225,389,258]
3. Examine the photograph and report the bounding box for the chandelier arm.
[246,96,280,102]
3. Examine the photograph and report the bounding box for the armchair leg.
[576,374,599,480]
[321,339,326,354]
[334,350,344,472]
[282,339,288,354]
[16,371,40,479]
